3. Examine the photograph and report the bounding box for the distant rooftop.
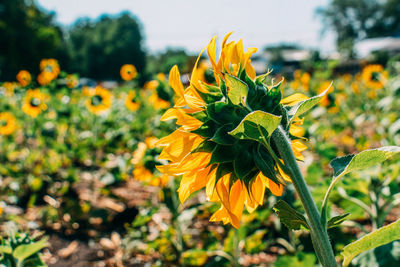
[355,37,400,58]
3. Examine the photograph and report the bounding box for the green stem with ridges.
[272,126,337,267]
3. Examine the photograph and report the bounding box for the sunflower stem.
[271,126,337,267]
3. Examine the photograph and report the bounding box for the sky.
[37,0,336,55]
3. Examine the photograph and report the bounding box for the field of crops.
[1,33,400,267]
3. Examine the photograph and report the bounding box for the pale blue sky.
[37,0,335,54]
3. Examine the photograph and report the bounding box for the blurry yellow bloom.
[22,89,49,117]
[66,74,79,88]
[39,58,60,84]
[40,58,60,74]
[157,73,166,81]
[85,86,112,115]
[37,71,55,86]
[351,82,360,94]
[318,81,334,107]
[300,72,310,91]
[16,70,31,86]
[1,82,17,97]
[120,64,137,81]
[362,64,388,90]
[144,80,159,91]
[0,112,16,135]
[125,91,140,111]
[340,135,356,147]
[342,73,352,83]
[148,93,170,110]
[132,137,169,187]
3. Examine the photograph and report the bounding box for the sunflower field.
[1,32,400,267]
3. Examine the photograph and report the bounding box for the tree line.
[0,0,146,81]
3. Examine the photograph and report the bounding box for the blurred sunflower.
[120,64,137,81]
[16,70,31,87]
[146,73,173,110]
[22,89,49,117]
[66,74,79,88]
[317,81,334,107]
[1,82,17,97]
[85,86,112,115]
[156,33,313,228]
[362,64,388,90]
[37,71,55,86]
[40,58,60,78]
[132,137,169,187]
[125,91,140,111]
[0,112,16,135]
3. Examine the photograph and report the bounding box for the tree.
[317,0,400,57]
[65,12,146,81]
[0,0,65,80]
[147,48,192,75]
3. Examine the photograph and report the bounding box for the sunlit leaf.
[342,219,400,267]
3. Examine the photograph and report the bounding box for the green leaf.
[210,124,236,145]
[0,245,12,254]
[274,252,316,267]
[233,148,256,181]
[209,144,236,164]
[327,213,350,229]
[13,237,48,262]
[342,218,400,267]
[273,200,309,230]
[191,120,217,138]
[182,249,208,266]
[253,144,281,185]
[192,140,216,153]
[228,111,281,143]
[330,146,400,178]
[190,110,208,121]
[225,73,248,105]
[287,86,330,119]
[350,240,400,267]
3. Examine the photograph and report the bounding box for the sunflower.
[362,64,388,90]
[120,64,137,81]
[132,137,169,187]
[40,58,60,78]
[85,86,112,115]
[1,82,17,97]
[125,91,140,111]
[16,70,31,87]
[145,73,173,110]
[22,89,49,117]
[37,71,55,86]
[0,112,16,135]
[66,74,79,88]
[156,33,312,228]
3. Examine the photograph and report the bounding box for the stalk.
[272,126,337,267]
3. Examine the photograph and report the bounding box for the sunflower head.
[362,64,387,90]
[0,112,16,135]
[120,64,138,81]
[66,74,79,88]
[39,59,60,84]
[40,58,60,75]
[125,91,140,111]
[132,137,169,187]
[146,73,174,110]
[85,86,112,115]
[22,89,49,118]
[1,82,17,97]
[156,33,325,228]
[16,70,31,87]
[37,71,56,86]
